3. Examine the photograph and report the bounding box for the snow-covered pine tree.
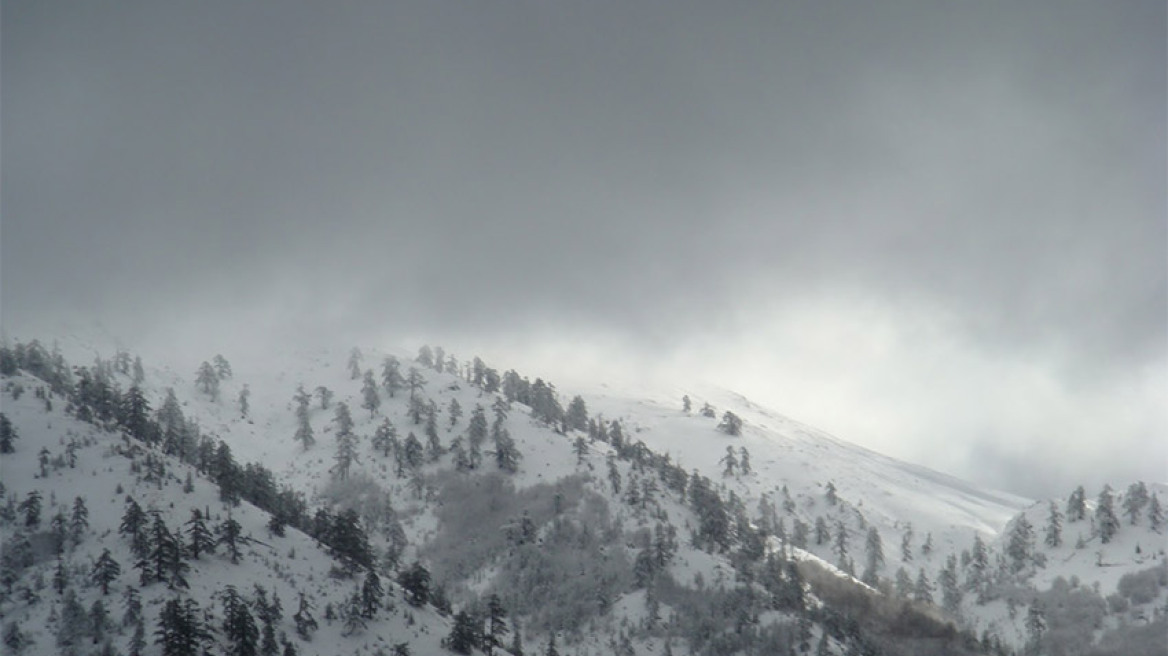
[347,348,363,380]
[195,362,220,401]
[361,369,380,418]
[381,356,403,398]
[1123,481,1149,525]
[372,418,398,458]
[1066,485,1087,522]
[91,548,122,595]
[1044,501,1063,547]
[862,527,884,586]
[717,410,743,436]
[1006,514,1034,572]
[1096,485,1119,544]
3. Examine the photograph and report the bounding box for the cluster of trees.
[1063,482,1163,545]
[0,339,75,394]
[194,355,233,402]
[444,593,518,655]
[150,583,301,656]
[0,341,395,608]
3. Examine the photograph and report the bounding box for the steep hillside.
[1,336,1164,656]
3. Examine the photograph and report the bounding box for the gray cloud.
[3,1,1164,497]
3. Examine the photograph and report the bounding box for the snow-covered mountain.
[1,335,1164,656]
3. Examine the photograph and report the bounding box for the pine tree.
[862,527,884,585]
[402,432,424,470]
[119,385,154,442]
[361,370,381,417]
[360,569,383,619]
[292,387,315,451]
[510,618,525,656]
[122,587,142,627]
[1149,493,1164,533]
[901,524,914,562]
[425,404,442,461]
[218,515,246,564]
[544,634,560,656]
[1123,481,1149,525]
[895,567,913,598]
[397,561,430,607]
[238,385,251,418]
[293,593,318,641]
[251,585,281,656]
[222,585,259,656]
[0,413,18,453]
[53,553,68,594]
[1066,485,1087,522]
[1044,501,1063,547]
[91,548,122,595]
[328,509,373,573]
[448,398,462,427]
[718,411,743,436]
[381,356,404,398]
[128,619,146,656]
[147,511,189,589]
[969,534,989,598]
[372,418,398,458]
[825,481,838,506]
[51,507,69,554]
[814,517,830,545]
[213,354,233,380]
[331,402,359,480]
[720,445,738,476]
[607,454,622,495]
[406,367,426,401]
[485,593,510,654]
[313,386,333,410]
[494,428,521,474]
[132,354,146,385]
[341,590,367,636]
[185,508,216,559]
[1006,514,1034,572]
[738,446,751,475]
[347,348,363,380]
[120,497,149,557]
[1096,485,1119,544]
[1025,604,1046,655]
[834,520,849,567]
[416,345,434,368]
[58,588,89,650]
[18,490,41,527]
[791,518,809,549]
[565,395,589,432]
[573,435,589,466]
[155,597,209,656]
[446,611,479,655]
[467,404,488,446]
[914,568,934,604]
[940,554,962,614]
[195,362,220,401]
[66,496,89,545]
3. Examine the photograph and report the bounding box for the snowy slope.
[3,334,1165,655]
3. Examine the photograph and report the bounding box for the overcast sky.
[3,1,1165,499]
